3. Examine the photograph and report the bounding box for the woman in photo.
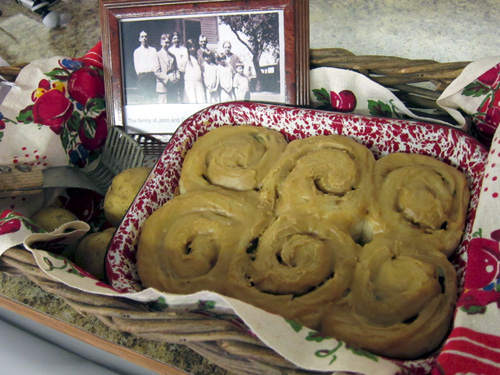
[217,53,235,102]
[202,51,219,104]
[183,39,206,104]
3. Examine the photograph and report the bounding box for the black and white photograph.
[100,0,310,134]
[119,11,284,133]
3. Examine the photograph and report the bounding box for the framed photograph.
[100,0,309,134]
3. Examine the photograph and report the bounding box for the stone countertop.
[0,0,498,67]
[0,1,497,374]
[0,0,102,66]
[310,0,498,63]
[0,270,229,375]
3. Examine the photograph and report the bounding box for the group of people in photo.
[133,30,253,105]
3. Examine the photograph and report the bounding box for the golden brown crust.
[224,213,360,329]
[178,125,287,194]
[366,153,470,255]
[137,126,470,360]
[137,189,273,294]
[261,135,376,240]
[321,235,457,359]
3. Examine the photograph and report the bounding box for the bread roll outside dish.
[178,125,287,194]
[366,153,470,256]
[261,135,376,240]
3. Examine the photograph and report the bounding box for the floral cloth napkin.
[437,55,500,148]
[1,44,500,375]
[435,129,500,374]
[0,42,107,223]
[433,57,500,375]
[310,67,451,126]
[0,42,107,175]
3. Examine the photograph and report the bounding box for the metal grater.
[85,126,145,194]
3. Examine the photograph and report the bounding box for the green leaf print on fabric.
[306,330,331,343]
[314,341,343,365]
[43,253,86,277]
[312,88,331,108]
[150,296,169,311]
[285,319,303,333]
[368,99,393,117]
[463,82,491,97]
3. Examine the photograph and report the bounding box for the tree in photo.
[219,13,280,92]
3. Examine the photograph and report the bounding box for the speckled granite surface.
[309,0,499,62]
[0,0,497,66]
[0,0,101,66]
[0,271,228,375]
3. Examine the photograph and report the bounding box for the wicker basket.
[0,247,325,375]
[0,63,27,82]
[310,48,469,121]
[0,49,470,375]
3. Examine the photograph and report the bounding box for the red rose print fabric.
[434,123,500,375]
[0,41,107,171]
[0,209,44,255]
[438,55,500,149]
[0,42,109,253]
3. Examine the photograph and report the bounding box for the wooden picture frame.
[100,0,309,134]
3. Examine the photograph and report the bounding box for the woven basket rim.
[0,246,327,375]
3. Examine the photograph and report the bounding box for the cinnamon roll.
[137,189,273,294]
[366,153,470,255]
[224,213,360,329]
[261,135,376,240]
[321,235,457,359]
[178,125,287,194]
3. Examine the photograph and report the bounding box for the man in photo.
[168,31,189,102]
[197,34,211,66]
[133,30,158,104]
[155,33,180,104]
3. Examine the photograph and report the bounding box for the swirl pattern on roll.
[179,125,287,194]
[137,189,273,294]
[224,213,360,329]
[367,153,470,256]
[261,135,376,239]
[321,235,457,359]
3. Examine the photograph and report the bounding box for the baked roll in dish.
[321,235,457,359]
[135,126,471,361]
[261,135,376,240]
[178,125,287,194]
[367,153,470,256]
[137,189,273,295]
[224,213,360,329]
